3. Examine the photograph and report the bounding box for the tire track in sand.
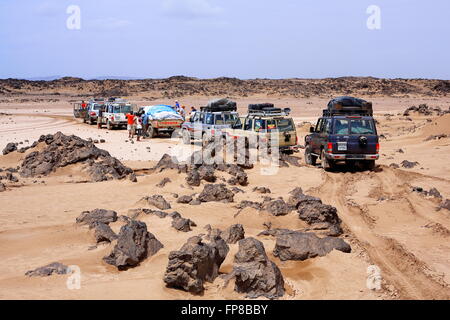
[311,169,450,299]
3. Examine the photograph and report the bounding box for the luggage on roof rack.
[201,98,237,112]
[248,103,275,111]
[324,96,373,116]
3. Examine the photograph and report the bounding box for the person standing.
[126,112,135,139]
[97,107,103,129]
[142,112,149,137]
[135,116,143,142]
[180,106,186,120]
[175,101,180,112]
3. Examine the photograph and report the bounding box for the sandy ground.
[0,96,449,300]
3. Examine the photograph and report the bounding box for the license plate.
[337,142,347,151]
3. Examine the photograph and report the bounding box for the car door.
[311,118,323,153]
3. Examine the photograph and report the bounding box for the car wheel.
[182,130,191,144]
[148,126,157,138]
[305,145,317,165]
[89,117,94,125]
[321,149,334,171]
[365,160,375,171]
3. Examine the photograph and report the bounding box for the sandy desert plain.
[0,77,449,300]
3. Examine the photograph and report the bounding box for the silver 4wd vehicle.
[181,98,239,145]
[102,99,134,130]
[86,98,105,125]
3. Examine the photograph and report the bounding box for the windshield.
[112,105,132,113]
[275,119,294,132]
[215,113,238,125]
[333,118,375,135]
[93,104,103,110]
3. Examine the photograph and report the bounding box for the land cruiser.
[222,104,298,154]
[86,98,106,125]
[305,96,379,171]
[181,98,239,145]
[102,99,135,130]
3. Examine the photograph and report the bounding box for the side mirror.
[310,126,315,133]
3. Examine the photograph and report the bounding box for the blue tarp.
[142,105,183,121]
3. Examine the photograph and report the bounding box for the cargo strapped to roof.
[323,96,373,116]
[247,105,291,117]
[201,98,237,112]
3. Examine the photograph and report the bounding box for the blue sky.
[0,0,449,79]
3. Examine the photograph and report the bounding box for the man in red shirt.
[81,101,87,109]
[126,112,135,139]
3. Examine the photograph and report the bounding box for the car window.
[333,119,350,135]
[315,119,323,133]
[244,118,253,130]
[323,119,332,134]
[199,113,204,123]
[232,118,242,129]
[192,112,200,122]
[350,119,375,134]
[254,119,265,132]
[205,113,214,125]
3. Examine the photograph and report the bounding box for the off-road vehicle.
[137,105,184,138]
[86,98,106,125]
[222,104,298,154]
[181,98,239,145]
[101,99,134,130]
[304,96,379,171]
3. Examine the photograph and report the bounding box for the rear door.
[333,117,378,154]
[311,118,323,153]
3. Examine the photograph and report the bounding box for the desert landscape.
[0,77,449,300]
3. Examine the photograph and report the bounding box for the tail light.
[90,112,96,116]
[376,143,380,154]
[327,142,333,153]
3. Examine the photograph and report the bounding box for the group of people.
[175,101,197,119]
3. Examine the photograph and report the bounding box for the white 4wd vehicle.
[102,101,134,130]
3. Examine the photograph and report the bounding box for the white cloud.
[161,0,224,19]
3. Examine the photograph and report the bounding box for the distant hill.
[0,76,449,98]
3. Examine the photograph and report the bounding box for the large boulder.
[264,199,292,216]
[273,231,351,261]
[103,220,163,270]
[230,238,284,299]
[25,262,69,277]
[76,209,118,227]
[163,235,229,294]
[2,142,17,155]
[197,184,234,203]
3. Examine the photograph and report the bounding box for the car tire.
[305,145,317,165]
[365,160,375,171]
[89,117,94,125]
[182,130,191,144]
[321,149,334,171]
[148,126,157,138]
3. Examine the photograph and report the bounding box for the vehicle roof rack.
[247,106,291,117]
[324,96,373,116]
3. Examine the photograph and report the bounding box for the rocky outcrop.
[156,177,171,188]
[76,209,118,228]
[197,184,234,203]
[253,186,271,194]
[228,238,284,299]
[25,262,69,277]
[19,132,133,181]
[273,231,351,261]
[103,220,163,270]
[171,216,197,232]
[401,160,419,168]
[177,195,193,204]
[163,235,229,294]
